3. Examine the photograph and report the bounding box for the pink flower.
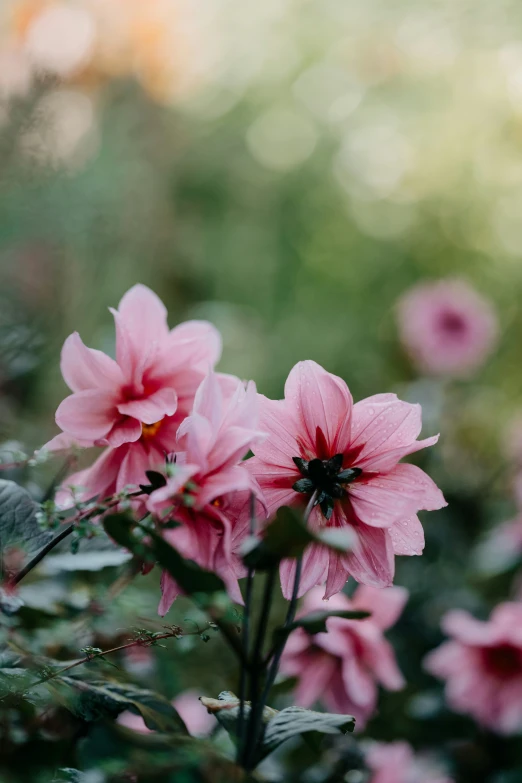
[280,585,408,729]
[397,279,498,377]
[425,603,522,734]
[173,690,215,737]
[147,372,266,614]
[366,741,454,783]
[46,284,222,503]
[247,360,445,599]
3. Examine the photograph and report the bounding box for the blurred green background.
[3,1,522,781]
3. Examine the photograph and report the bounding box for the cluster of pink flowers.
[425,603,522,734]
[280,585,407,728]
[47,284,445,614]
[365,741,454,783]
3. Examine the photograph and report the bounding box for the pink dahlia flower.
[46,284,223,502]
[173,690,216,737]
[366,741,454,783]
[397,279,498,377]
[247,360,446,598]
[280,585,407,729]
[147,372,266,614]
[425,603,522,734]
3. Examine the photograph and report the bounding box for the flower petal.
[105,418,143,448]
[196,465,258,508]
[41,431,92,452]
[284,360,353,455]
[280,542,329,599]
[117,388,178,425]
[324,552,350,599]
[57,447,123,506]
[56,390,117,442]
[158,571,181,616]
[116,441,151,492]
[167,320,222,369]
[388,514,425,556]
[342,523,395,587]
[349,463,446,528]
[351,585,408,630]
[118,284,169,347]
[252,397,302,469]
[61,332,123,393]
[350,396,438,471]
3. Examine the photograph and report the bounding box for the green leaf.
[201,692,355,765]
[259,706,355,760]
[242,505,354,570]
[49,677,188,733]
[272,608,371,643]
[0,479,53,560]
[199,691,277,742]
[54,770,87,783]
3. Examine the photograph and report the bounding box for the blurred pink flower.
[366,741,454,783]
[397,279,498,377]
[147,372,266,613]
[425,603,522,734]
[247,360,445,599]
[117,690,214,737]
[46,284,222,502]
[280,585,408,729]
[173,690,215,737]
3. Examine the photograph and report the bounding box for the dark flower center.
[292,453,362,521]
[481,644,522,678]
[439,310,467,335]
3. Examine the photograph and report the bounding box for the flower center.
[142,420,162,440]
[481,644,522,678]
[292,453,362,521]
[439,310,467,335]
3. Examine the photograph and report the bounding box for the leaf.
[242,505,354,570]
[260,706,355,760]
[200,693,354,765]
[49,677,188,734]
[54,770,88,783]
[199,691,277,740]
[103,513,226,598]
[272,608,371,644]
[0,479,53,560]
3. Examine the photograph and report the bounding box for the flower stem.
[4,626,202,699]
[237,493,256,763]
[11,523,75,586]
[243,490,318,770]
[10,489,144,586]
[242,565,277,769]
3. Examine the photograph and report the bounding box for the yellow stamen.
[212,498,222,507]
[142,420,162,439]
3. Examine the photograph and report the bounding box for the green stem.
[5,627,198,698]
[237,493,256,763]
[244,490,318,770]
[11,489,144,586]
[242,566,277,769]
